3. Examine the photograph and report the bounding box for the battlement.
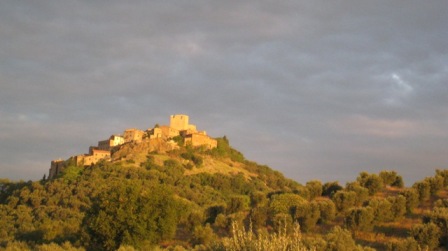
[170,114,190,131]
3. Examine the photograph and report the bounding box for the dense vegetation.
[1,137,448,250]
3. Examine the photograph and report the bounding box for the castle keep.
[48,114,217,179]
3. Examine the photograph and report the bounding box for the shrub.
[325,226,367,251]
[214,221,310,251]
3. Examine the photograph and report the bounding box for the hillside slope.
[2,136,448,250]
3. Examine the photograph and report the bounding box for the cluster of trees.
[2,137,448,250]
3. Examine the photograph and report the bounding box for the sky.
[1,1,448,185]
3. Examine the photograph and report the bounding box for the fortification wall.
[49,159,65,179]
[185,133,217,149]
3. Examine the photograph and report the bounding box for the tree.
[345,207,374,232]
[400,189,419,214]
[269,193,307,216]
[325,226,364,251]
[367,198,393,223]
[379,170,404,188]
[249,206,268,230]
[82,181,179,250]
[306,180,323,200]
[345,182,369,206]
[386,237,420,251]
[226,195,249,214]
[427,176,444,196]
[293,201,321,232]
[424,207,448,247]
[435,199,448,208]
[332,191,357,213]
[322,182,343,197]
[317,199,336,223]
[412,180,431,203]
[436,169,448,187]
[388,195,406,220]
[191,224,216,246]
[410,223,441,250]
[357,172,383,195]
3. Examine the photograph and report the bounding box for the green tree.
[427,176,444,196]
[249,206,268,230]
[367,198,393,223]
[82,181,179,250]
[379,170,404,188]
[317,199,336,223]
[332,191,357,213]
[345,207,374,232]
[322,182,343,197]
[435,198,448,208]
[226,195,249,214]
[412,180,431,203]
[410,223,441,250]
[325,226,364,251]
[191,224,217,246]
[346,182,369,206]
[306,180,323,200]
[424,207,448,247]
[357,172,383,195]
[386,237,420,251]
[400,189,419,214]
[269,193,307,216]
[436,169,448,187]
[293,201,321,232]
[388,195,406,220]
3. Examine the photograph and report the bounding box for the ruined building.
[48,114,217,179]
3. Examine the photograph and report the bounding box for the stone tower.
[170,114,189,131]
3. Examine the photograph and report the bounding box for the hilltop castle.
[49,114,217,179]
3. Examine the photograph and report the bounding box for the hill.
[2,116,448,250]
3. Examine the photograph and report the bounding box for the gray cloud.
[1,0,447,184]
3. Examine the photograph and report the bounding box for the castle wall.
[49,159,65,179]
[185,133,217,149]
[160,125,180,138]
[82,149,110,166]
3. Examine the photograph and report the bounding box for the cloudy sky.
[1,1,447,185]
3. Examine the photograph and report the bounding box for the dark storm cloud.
[1,0,447,184]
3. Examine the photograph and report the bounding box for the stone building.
[149,127,163,139]
[98,135,124,150]
[123,128,144,143]
[75,148,111,166]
